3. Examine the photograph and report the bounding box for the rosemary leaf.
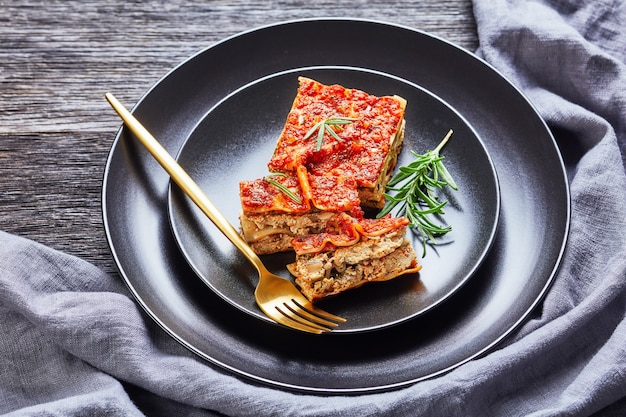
[264,173,302,204]
[303,116,357,151]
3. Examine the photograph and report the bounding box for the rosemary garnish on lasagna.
[303,116,358,151]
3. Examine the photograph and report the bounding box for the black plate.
[102,19,569,393]
[168,67,500,333]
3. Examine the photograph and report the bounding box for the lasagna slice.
[268,77,407,209]
[239,166,361,255]
[287,213,421,302]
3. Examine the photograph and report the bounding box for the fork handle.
[105,93,264,271]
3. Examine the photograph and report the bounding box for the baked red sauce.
[239,169,361,214]
[355,215,409,236]
[308,174,360,211]
[239,176,309,214]
[268,77,405,187]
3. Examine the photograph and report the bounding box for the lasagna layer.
[240,211,335,255]
[287,213,421,301]
[288,232,420,302]
[267,77,407,208]
[239,168,362,254]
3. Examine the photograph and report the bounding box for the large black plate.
[168,66,500,333]
[102,19,569,393]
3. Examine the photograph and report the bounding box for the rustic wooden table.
[0,0,477,275]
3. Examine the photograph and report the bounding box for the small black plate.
[168,67,500,333]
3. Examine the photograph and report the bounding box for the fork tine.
[283,301,340,328]
[261,305,326,334]
[272,304,331,334]
[292,299,347,323]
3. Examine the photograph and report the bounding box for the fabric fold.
[2,0,625,415]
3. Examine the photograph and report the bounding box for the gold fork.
[105,93,345,334]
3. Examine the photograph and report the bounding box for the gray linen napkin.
[2,0,625,415]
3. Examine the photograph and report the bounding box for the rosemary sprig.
[377,129,457,256]
[303,116,358,151]
[264,173,302,204]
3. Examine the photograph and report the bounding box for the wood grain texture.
[0,0,478,275]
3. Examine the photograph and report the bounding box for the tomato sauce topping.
[308,172,360,212]
[239,167,361,214]
[239,175,310,214]
[268,77,405,187]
